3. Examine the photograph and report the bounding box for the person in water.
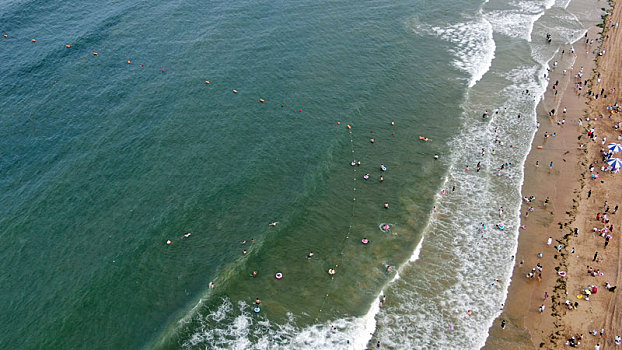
[307,251,314,259]
[255,298,261,305]
[384,202,389,209]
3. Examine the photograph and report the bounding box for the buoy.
[92,52,98,56]
[392,132,395,135]
[299,109,302,112]
[161,69,165,72]
[233,89,238,94]
[31,39,36,42]
[141,64,144,67]
[205,80,210,84]
[280,104,284,107]
[275,272,283,279]
[337,121,341,125]
[259,98,265,103]
[65,44,71,48]
[127,60,131,64]
[166,240,172,245]
[537,145,543,149]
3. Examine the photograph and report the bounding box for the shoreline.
[484,0,622,349]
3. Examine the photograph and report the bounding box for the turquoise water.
[0,0,604,348]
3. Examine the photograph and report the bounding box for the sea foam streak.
[425,17,495,87]
[180,297,381,349]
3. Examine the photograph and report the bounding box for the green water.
[0,0,470,348]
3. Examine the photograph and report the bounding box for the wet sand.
[484,1,622,349]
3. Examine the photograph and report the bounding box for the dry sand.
[484,1,622,349]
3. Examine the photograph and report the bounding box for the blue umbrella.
[607,158,622,168]
[608,143,622,152]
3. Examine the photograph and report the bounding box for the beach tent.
[607,158,622,168]
[608,143,622,152]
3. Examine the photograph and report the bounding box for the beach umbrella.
[608,143,622,152]
[607,158,622,168]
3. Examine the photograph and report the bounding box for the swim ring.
[253,307,261,313]
[361,238,369,244]
[558,271,567,277]
[275,272,283,279]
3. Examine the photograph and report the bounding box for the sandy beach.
[484,1,622,349]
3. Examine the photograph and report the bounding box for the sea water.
[0,0,604,348]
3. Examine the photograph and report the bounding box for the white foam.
[425,17,495,87]
[409,236,424,262]
[179,296,382,350]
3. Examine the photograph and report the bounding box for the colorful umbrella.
[608,143,622,152]
[607,158,622,168]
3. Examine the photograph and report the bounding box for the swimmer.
[383,224,390,230]
[434,154,439,160]
[243,250,247,255]
[241,240,247,244]
[380,164,387,171]
[386,265,392,272]
[362,238,369,244]
[384,202,389,209]
[391,121,395,126]
[183,232,192,238]
[370,138,375,143]
[307,251,314,259]
[380,176,384,182]
[363,174,370,180]
[351,161,356,166]
[209,282,215,288]
[269,222,279,226]
[251,270,258,277]
[255,297,261,305]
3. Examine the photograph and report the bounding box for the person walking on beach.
[539,304,546,313]
[549,161,554,170]
[593,251,599,262]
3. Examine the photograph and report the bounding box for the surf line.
[315,125,358,321]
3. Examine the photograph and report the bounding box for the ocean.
[0,0,604,348]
